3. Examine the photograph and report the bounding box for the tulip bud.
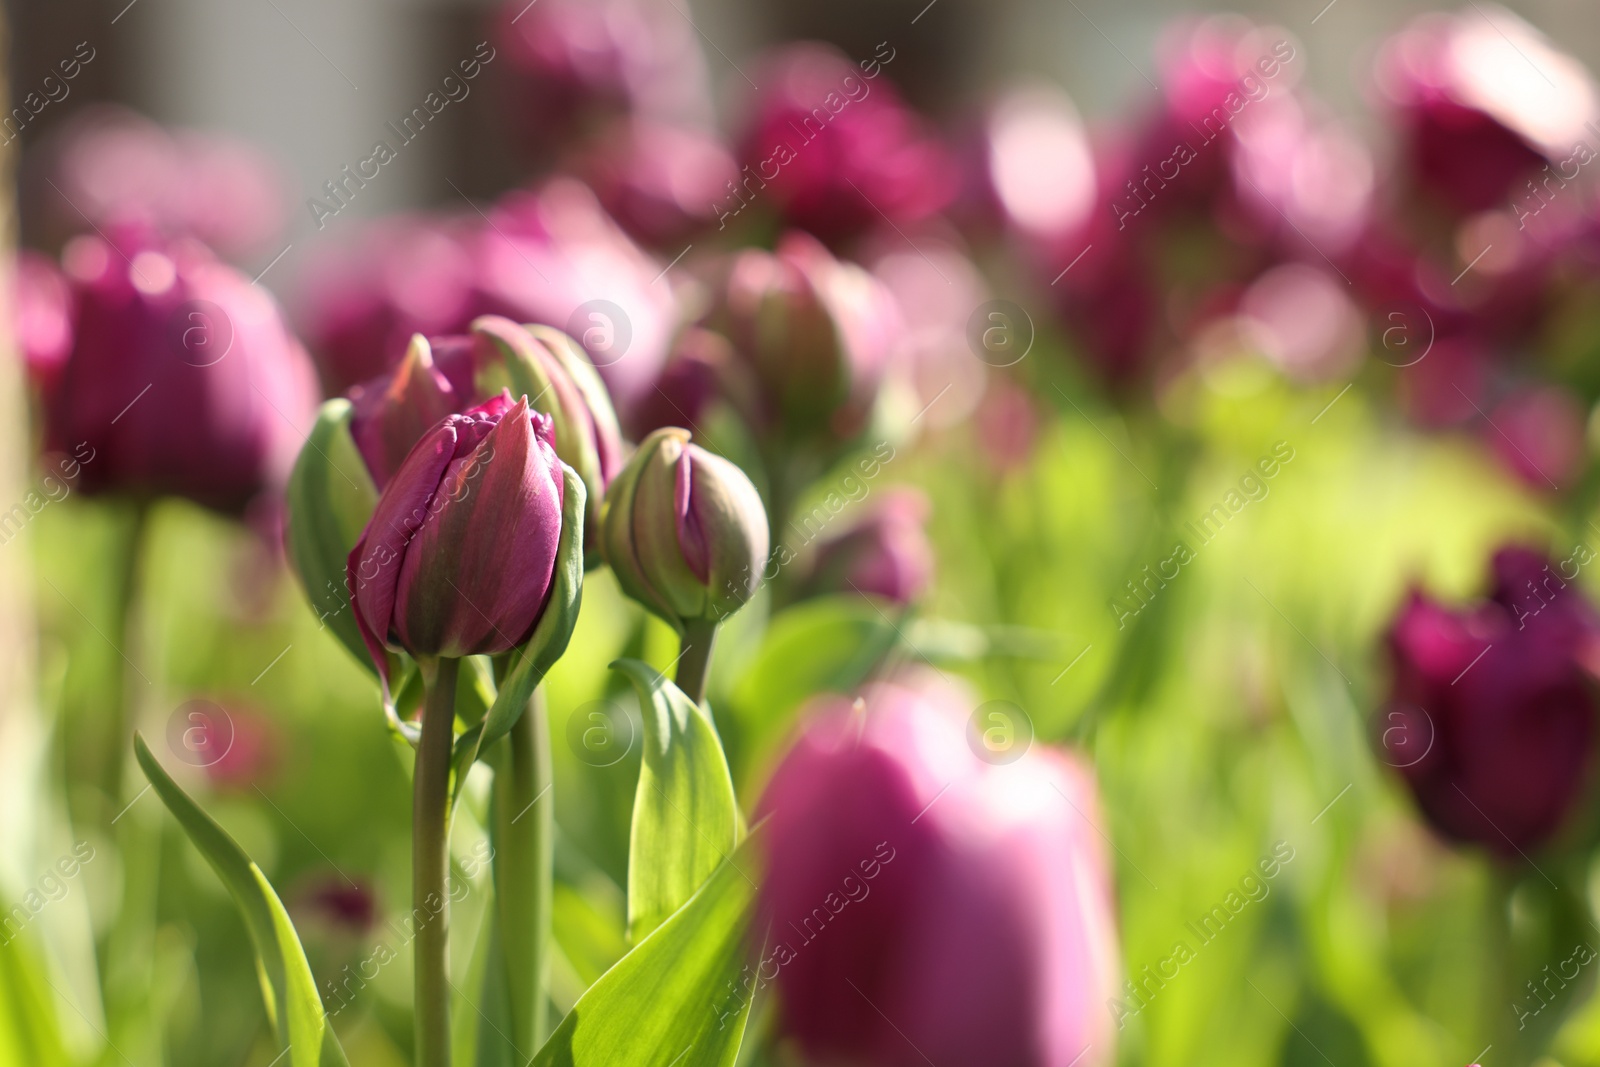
[45,231,319,513]
[757,683,1120,1066]
[708,233,899,442]
[348,334,470,490]
[1379,545,1600,854]
[601,427,768,630]
[799,487,934,605]
[470,316,624,553]
[347,394,572,671]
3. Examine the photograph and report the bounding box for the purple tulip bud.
[44,230,319,513]
[1380,546,1600,854]
[347,394,566,668]
[601,427,769,630]
[347,334,471,491]
[801,488,934,605]
[1374,10,1600,217]
[757,683,1120,1067]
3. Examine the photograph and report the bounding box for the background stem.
[492,688,553,1054]
[414,656,459,1067]
[675,619,719,705]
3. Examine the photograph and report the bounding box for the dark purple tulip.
[801,488,934,605]
[1373,10,1599,219]
[347,394,566,668]
[45,231,319,513]
[1380,546,1600,855]
[347,335,477,491]
[578,117,740,247]
[757,683,1120,1067]
[736,43,958,245]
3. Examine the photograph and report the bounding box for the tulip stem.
[492,688,553,1053]
[676,620,719,704]
[414,656,459,1067]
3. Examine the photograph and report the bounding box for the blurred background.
[14,0,1600,1065]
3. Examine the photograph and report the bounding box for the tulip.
[756,682,1120,1067]
[601,427,768,698]
[44,230,319,514]
[1379,546,1600,854]
[1486,387,1586,491]
[799,487,934,605]
[1374,9,1600,218]
[347,393,568,669]
[13,249,74,391]
[708,232,900,442]
[737,43,957,244]
[578,117,740,247]
[347,334,474,491]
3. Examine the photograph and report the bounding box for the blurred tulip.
[974,376,1041,474]
[869,239,988,433]
[601,427,768,631]
[799,487,934,604]
[708,232,900,441]
[39,106,288,261]
[981,86,1097,243]
[296,215,479,395]
[625,325,744,440]
[1486,386,1586,490]
[1373,8,1600,219]
[13,249,74,390]
[200,703,281,790]
[474,178,679,424]
[1380,545,1600,854]
[348,394,569,669]
[579,118,740,247]
[1239,263,1364,381]
[757,683,1120,1067]
[737,43,957,244]
[45,231,318,513]
[494,0,714,151]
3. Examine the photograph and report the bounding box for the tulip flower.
[601,427,768,700]
[736,43,957,244]
[44,230,319,514]
[1379,546,1600,854]
[799,487,934,605]
[578,117,740,247]
[756,682,1120,1067]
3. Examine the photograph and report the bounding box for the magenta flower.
[757,683,1120,1067]
[1486,386,1586,491]
[347,394,566,668]
[736,43,957,244]
[801,488,934,605]
[578,117,739,247]
[1374,9,1600,218]
[1380,546,1600,854]
[44,230,318,513]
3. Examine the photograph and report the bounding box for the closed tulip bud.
[757,684,1120,1067]
[348,334,471,490]
[1379,546,1600,854]
[709,233,899,442]
[45,231,319,513]
[347,394,573,671]
[470,316,624,553]
[601,427,768,630]
[800,487,934,605]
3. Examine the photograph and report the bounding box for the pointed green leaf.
[285,398,380,674]
[613,659,740,941]
[531,833,762,1067]
[134,734,348,1067]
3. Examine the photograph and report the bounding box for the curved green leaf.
[134,735,348,1067]
[613,660,740,941]
[284,398,379,674]
[531,833,762,1067]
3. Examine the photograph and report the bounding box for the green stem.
[414,656,459,1067]
[492,689,553,1052]
[675,619,719,705]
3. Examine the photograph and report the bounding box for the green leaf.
[531,833,762,1067]
[613,659,741,941]
[133,734,349,1067]
[284,398,380,674]
[466,464,586,764]
[730,595,898,735]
